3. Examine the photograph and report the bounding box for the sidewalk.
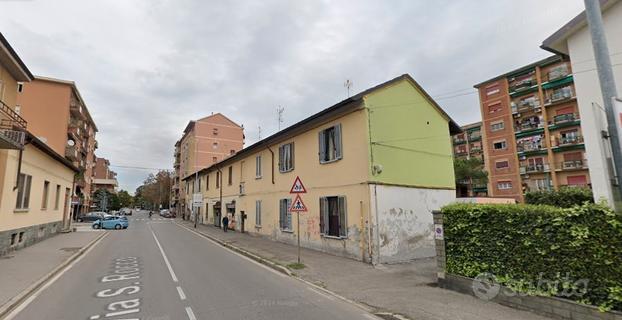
[0,229,104,316]
[176,219,551,320]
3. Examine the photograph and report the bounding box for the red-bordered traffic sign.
[289,176,307,194]
[289,194,308,212]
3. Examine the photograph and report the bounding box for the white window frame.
[319,124,343,164]
[497,181,512,190]
[490,121,504,132]
[278,142,294,173]
[255,155,262,178]
[319,196,347,238]
[493,140,507,150]
[16,173,32,210]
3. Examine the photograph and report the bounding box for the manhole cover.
[60,247,81,252]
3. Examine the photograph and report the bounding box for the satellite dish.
[67,139,75,146]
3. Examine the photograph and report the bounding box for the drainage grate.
[59,247,81,252]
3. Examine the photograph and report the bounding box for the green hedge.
[442,203,622,311]
[524,187,593,208]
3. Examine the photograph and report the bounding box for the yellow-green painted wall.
[363,79,455,189]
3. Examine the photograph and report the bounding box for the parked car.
[77,212,105,222]
[160,209,172,218]
[92,216,129,230]
[121,208,132,216]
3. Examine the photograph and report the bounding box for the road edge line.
[0,231,109,319]
[174,221,292,276]
[173,221,383,317]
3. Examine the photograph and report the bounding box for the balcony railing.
[517,139,546,153]
[509,78,536,93]
[468,133,481,141]
[511,100,541,114]
[545,87,574,105]
[0,99,27,149]
[553,113,578,124]
[559,159,587,170]
[520,163,550,174]
[453,137,466,144]
[557,135,583,146]
[514,121,543,133]
[543,65,571,82]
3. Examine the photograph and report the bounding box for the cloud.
[0,0,585,193]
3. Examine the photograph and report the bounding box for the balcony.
[549,113,581,131]
[70,98,86,119]
[453,137,466,145]
[544,86,575,106]
[557,135,583,147]
[514,119,543,134]
[470,146,482,153]
[65,144,79,161]
[467,133,481,141]
[558,159,588,171]
[520,163,550,174]
[517,137,546,154]
[0,99,27,150]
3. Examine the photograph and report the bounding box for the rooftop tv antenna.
[258,125,262,140]
[344,79,353,98]
[277,106,284,131]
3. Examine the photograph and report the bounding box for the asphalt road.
[8,211,375,320]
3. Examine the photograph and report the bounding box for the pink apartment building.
[172,113,244,217]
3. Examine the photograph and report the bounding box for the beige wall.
[0,63,19,107]
[16,80,71,156]
[187,108,372,258]
[0,145,75,232]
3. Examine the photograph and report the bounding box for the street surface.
[8,211,374,320]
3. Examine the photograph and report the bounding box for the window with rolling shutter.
[319,124,343,163]
[279,143,294,172]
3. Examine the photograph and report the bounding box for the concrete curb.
[174,221,396,319]
[174,222,292,276]
[0,231,108,319]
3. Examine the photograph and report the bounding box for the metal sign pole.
[297,211,301,264]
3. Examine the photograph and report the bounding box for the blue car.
[92,216,129,230]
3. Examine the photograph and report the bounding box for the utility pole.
[584,0,622,204]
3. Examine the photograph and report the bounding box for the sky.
[0,0,586,193]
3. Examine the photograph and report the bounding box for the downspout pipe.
[268,146,275,184]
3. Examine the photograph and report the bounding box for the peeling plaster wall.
[372,184,455,264]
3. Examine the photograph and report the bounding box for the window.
[54,185,61,210]
[212,142,218,149]
[486,84,500,96]
[18,232,24,243]
[17,82,24,93]
[230,149,235,155]
[212,156,218,163]
[493,140,507,150]
[228,166,233,185]
[319,124,343,163]
[213,128,219,135]
[206,174,210,190]
[15,105,21,115]
[567,175,587,186]
[42,181,50,209]
[279,198,292,231]
[16,173,32,210]
[216,171,220,188]
[279,142,294,172]
[497,181,512,190]
[495,160,509,169]
[320,196,347,238]
[491,121,504,132]
[255,200,262,226]
[10,233,17,246]
[255,155,262,178]
[197,177,201,192]
[488,102,502,114]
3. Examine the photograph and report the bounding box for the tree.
[454,158,488,185]
[93,188,121,211]
[117,190,133,208]
[135,170,173,210]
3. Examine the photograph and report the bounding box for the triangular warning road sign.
[289,194,308,212]
[289,176,307,194]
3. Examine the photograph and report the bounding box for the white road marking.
[185,306,197,320]
[150,227,178,283]
[4,232,109,320]
[176,286,187,300]
[89,315,101,319]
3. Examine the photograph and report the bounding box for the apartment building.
[0,33,78,255]
[452,122,487,197]
[541,0,622,207]
[183,74,460,264]
[475,55,590,202]
[174,113,244,218]
[171,140,181,213]
[91,157,118,194]
[16,76,98,216]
